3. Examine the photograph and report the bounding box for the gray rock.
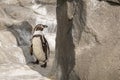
[99,0,120,5]
[52,0,120,80]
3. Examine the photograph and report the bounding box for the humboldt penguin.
[30,24,50,68]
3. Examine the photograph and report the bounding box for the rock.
[53,0,120,80]
[0,30,26,64]
[99,0,120,4]
[0,63,51,80]
[99,0,120,5]
[32,0,56,4]
[0,0,18,4]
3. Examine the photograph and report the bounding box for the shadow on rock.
[50,0,86,80]
[6,21,34,63]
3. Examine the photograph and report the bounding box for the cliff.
[53,0,120,80]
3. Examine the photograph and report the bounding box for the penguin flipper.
[30,44,33,55]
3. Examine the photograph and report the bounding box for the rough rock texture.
[0,64,51,80]
[99,0,120,4]
[53,0,120,80]
[0,0,56,80]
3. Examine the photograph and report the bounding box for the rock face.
[54,0,120,80]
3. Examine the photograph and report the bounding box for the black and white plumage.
[30,24,50,68]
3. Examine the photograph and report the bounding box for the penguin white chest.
[32,37,46,61]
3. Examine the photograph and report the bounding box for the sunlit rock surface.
[0,30,26,64]
[0,0,56,80]
[0,64,51,80]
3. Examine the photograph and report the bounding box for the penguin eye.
[43,25,48,28]
[37,27,40,30]
[36,27,41,31]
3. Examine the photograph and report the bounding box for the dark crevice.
[106,1,120,5]
[6,21,33,63]
[73,0,86,45]
[99,0,120,6]
[52,0,86,80]
[34,0,56,5]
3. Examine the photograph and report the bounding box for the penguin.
[30,24,50,68]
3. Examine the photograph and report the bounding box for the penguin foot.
[28,60,39,65]
[34,59,39,64]
[41,62,47,68]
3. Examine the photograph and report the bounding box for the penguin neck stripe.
[33,31,43,36]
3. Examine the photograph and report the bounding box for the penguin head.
[33,24,48,32]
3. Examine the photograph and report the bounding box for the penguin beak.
[43,25,48,28]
